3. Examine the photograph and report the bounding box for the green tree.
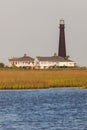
[65,55,70,60]
[0,63,4,68]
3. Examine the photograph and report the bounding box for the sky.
[0,0,87,66]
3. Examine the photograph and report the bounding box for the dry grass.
[0,69,87,89]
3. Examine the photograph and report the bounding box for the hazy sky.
[0,0,87,66]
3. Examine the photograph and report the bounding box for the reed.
[0,69,87,89]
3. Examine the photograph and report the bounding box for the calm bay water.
[0,88,87,130]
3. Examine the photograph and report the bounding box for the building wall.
[35,59,58,69]
[58,62,75,67]
[9,59,75,69]
[39,61,57,69]
[9,61,35,67]
[35,59,75,69]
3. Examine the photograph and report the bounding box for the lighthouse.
[58,19,66,58]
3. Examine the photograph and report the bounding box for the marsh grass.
[0,69,87,89]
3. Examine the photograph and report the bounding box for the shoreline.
[0,87,86,91]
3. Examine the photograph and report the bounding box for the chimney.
[24,53,27,57]
[58,19,66,58]
[54,53,57,57]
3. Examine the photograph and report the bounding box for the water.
[0,88,87,130]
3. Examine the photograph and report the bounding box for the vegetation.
[0,68,87,89]
[0,63,4,68]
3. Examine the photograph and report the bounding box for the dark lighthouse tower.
[58,19,66,58]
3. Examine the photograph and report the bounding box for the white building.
[9,54,35,68]
[8,54,75,69]
[35,55,75,69]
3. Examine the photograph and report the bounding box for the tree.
[0,63,5,68]
[65,55,70,60]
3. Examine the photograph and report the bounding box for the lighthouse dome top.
[60,19,65,24]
